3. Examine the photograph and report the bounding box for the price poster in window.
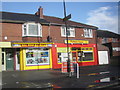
[26,49,49,66]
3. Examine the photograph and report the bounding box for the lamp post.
[63,0,71,77]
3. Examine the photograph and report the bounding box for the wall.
[2,23,22,42]
[112,42,120,56]
[98,37,120,57]
[97,37,119,44]
[49,25,97,44]
[2,22,97,45]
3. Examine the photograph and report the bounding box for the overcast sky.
[1,1,119,34]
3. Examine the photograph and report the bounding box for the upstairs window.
[112,38,117,42]
[22,23,42,37]
[61,26,75,37]
[102,38,108,43]
[84,29,93,38]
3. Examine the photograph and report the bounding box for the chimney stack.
[35,6,44,19]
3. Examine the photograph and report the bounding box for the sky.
[1,1,119,34]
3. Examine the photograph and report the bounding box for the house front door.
[6,50,14,71]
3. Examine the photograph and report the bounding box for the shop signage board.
[64,40,89,44]
[12,43,54,48]
[61,62,74,73]
[0,42,11,47]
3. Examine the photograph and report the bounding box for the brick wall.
[48,25,97,44]
[97,37,120,44]
[2,23,22,42]
[1,22,97,44]
[112,42,120,56]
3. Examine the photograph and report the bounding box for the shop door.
[6,51,14,71]
[72,51,83,62]
[2,52,6,71]
[72,52,77,62]
[16,52,20,70]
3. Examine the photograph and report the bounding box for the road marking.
[95,82,119,88]
[88,85,96,88]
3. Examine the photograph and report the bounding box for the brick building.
[97,30,120,57]
[0,7,108,71]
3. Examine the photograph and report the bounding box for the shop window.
[57,47,70,63]
[26,49,49,65]
[89,48,92,50]
[112,38,117,42]
[61,26,75,37]
[76,49,94,62]
[102,38,108,43]
[81,48,85,50]
[57,52,68,63]
[58,53,62,63]
[72,52,77,62]
[81,47,93,51]
[22,22,42,37]
[82,52,93,61]
[71,47,80,51]
[84,28,93,38]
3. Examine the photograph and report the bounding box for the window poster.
[57,47,72,63]
[58,52,68,63]
[26,49,49,66]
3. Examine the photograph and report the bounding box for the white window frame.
[61,26,75,37]
[22,22,42,37]
[84,28,93,38]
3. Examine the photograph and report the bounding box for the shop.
[52,40,98,69]
[0,42,12,71]
[1,41,98,71]
[3,42,53,71]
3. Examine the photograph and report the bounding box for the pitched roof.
[0,12,49,24]
[44,15,98,29]
[0,11,98,29]
[97,30,120,38]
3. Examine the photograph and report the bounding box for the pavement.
[1,64,120,89]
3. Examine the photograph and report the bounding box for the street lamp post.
[63,0,71,77]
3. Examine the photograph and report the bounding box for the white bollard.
[77,63,79,78]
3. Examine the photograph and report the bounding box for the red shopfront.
[51,40,98,69]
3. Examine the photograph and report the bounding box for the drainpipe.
[47,23,52,42]
[48,23,51,36]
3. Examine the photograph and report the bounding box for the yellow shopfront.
[12,43,53,71]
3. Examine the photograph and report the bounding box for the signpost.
[63,0,72,77]
[63,14,71,21]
